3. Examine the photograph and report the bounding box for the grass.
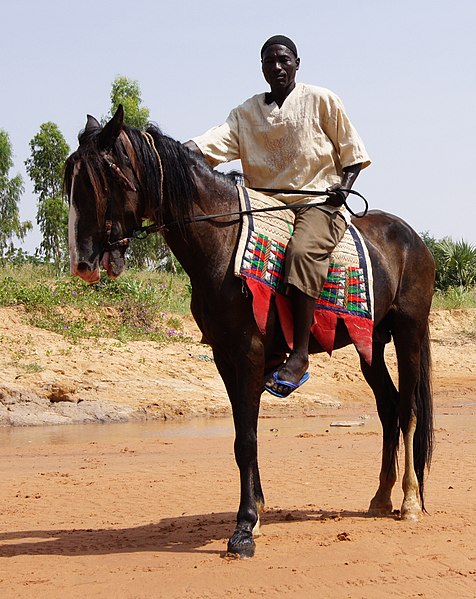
[432,286,476,309]
[0,264,193,343]
[1,264,475,343]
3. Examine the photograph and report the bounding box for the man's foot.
[264,353,309,398]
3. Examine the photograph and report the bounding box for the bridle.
[100,150,135,250]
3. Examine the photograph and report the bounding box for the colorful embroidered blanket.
[234,187,374,364]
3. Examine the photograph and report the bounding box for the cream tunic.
[192,83,371,216]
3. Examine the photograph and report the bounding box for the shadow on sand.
[0,506,391,558]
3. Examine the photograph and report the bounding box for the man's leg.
[265,208,347,396]
[265,287,315,396]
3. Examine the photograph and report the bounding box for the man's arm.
[182,108,240,167]
[325,163,362,206]
[183,140,203,155]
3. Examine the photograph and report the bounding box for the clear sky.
[1,0,475,252]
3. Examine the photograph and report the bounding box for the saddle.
[234,187,374,364]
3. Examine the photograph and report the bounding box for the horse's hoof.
[368,498,393,517]
[368,506,393,517]
[401,499,422,522]
[227,529,256,558]
[401,509,421,522]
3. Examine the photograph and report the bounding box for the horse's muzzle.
[72,260,101,284]
[100,249,125,279]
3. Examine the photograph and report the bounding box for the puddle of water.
[0,414,379,448]
[0,413,469,449]
[0,419,233,448]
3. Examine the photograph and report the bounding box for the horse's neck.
[164,163,241,283]
[193,160,238,215]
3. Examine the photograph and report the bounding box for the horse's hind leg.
[400,411,420,520]
[360,340,399,516]
[395,348,422,521]
[392,316,433,521]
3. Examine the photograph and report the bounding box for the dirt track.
[0,307,475,597]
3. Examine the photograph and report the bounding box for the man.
[184,35,371,397]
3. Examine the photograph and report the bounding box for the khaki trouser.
[284,206,348,298]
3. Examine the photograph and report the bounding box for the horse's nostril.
[77,261,92,273]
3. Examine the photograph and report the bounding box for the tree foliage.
[110,75,150,129]
[422,232,476,290]
[108,75,174,270]
[25,122,70,265]
[0,130,31,260]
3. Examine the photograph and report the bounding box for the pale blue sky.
[1,0,475,251]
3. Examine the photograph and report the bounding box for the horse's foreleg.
[228,414,261,556]
[213,344,264,558]
[369,413,399,517]
[251,461,264,537]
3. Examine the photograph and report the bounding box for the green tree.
[110,75,150,129]
[0,130,31,260]
[108,75,172,270]
[25,122,70,266]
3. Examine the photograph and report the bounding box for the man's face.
[261,44,300,94]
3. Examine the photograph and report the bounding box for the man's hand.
[325,184,348,207]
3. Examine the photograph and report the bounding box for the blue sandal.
[264,370,310,398]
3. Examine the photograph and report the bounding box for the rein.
[121,187,368,243]
[187,187,369,222]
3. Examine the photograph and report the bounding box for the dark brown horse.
[65,106,435,558]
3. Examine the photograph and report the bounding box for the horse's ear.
[85,114,101,132]
[98,104,124,149]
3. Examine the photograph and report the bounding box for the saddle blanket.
[234,186,374,364]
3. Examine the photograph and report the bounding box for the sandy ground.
[0,306,475,597]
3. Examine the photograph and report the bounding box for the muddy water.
[0,411,469,448]
[0,414,378,447]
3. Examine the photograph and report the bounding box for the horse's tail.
[413,323,434,511]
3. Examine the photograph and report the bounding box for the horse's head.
[65,105,143,283]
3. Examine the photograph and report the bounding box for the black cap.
[260,35,298,58]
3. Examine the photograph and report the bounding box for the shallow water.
[0,413,380,447]
[0,412,470,448]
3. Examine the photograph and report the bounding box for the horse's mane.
[64,121,238,232]
[129,124,197,228]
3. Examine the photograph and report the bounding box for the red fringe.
[245,276,373,365]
